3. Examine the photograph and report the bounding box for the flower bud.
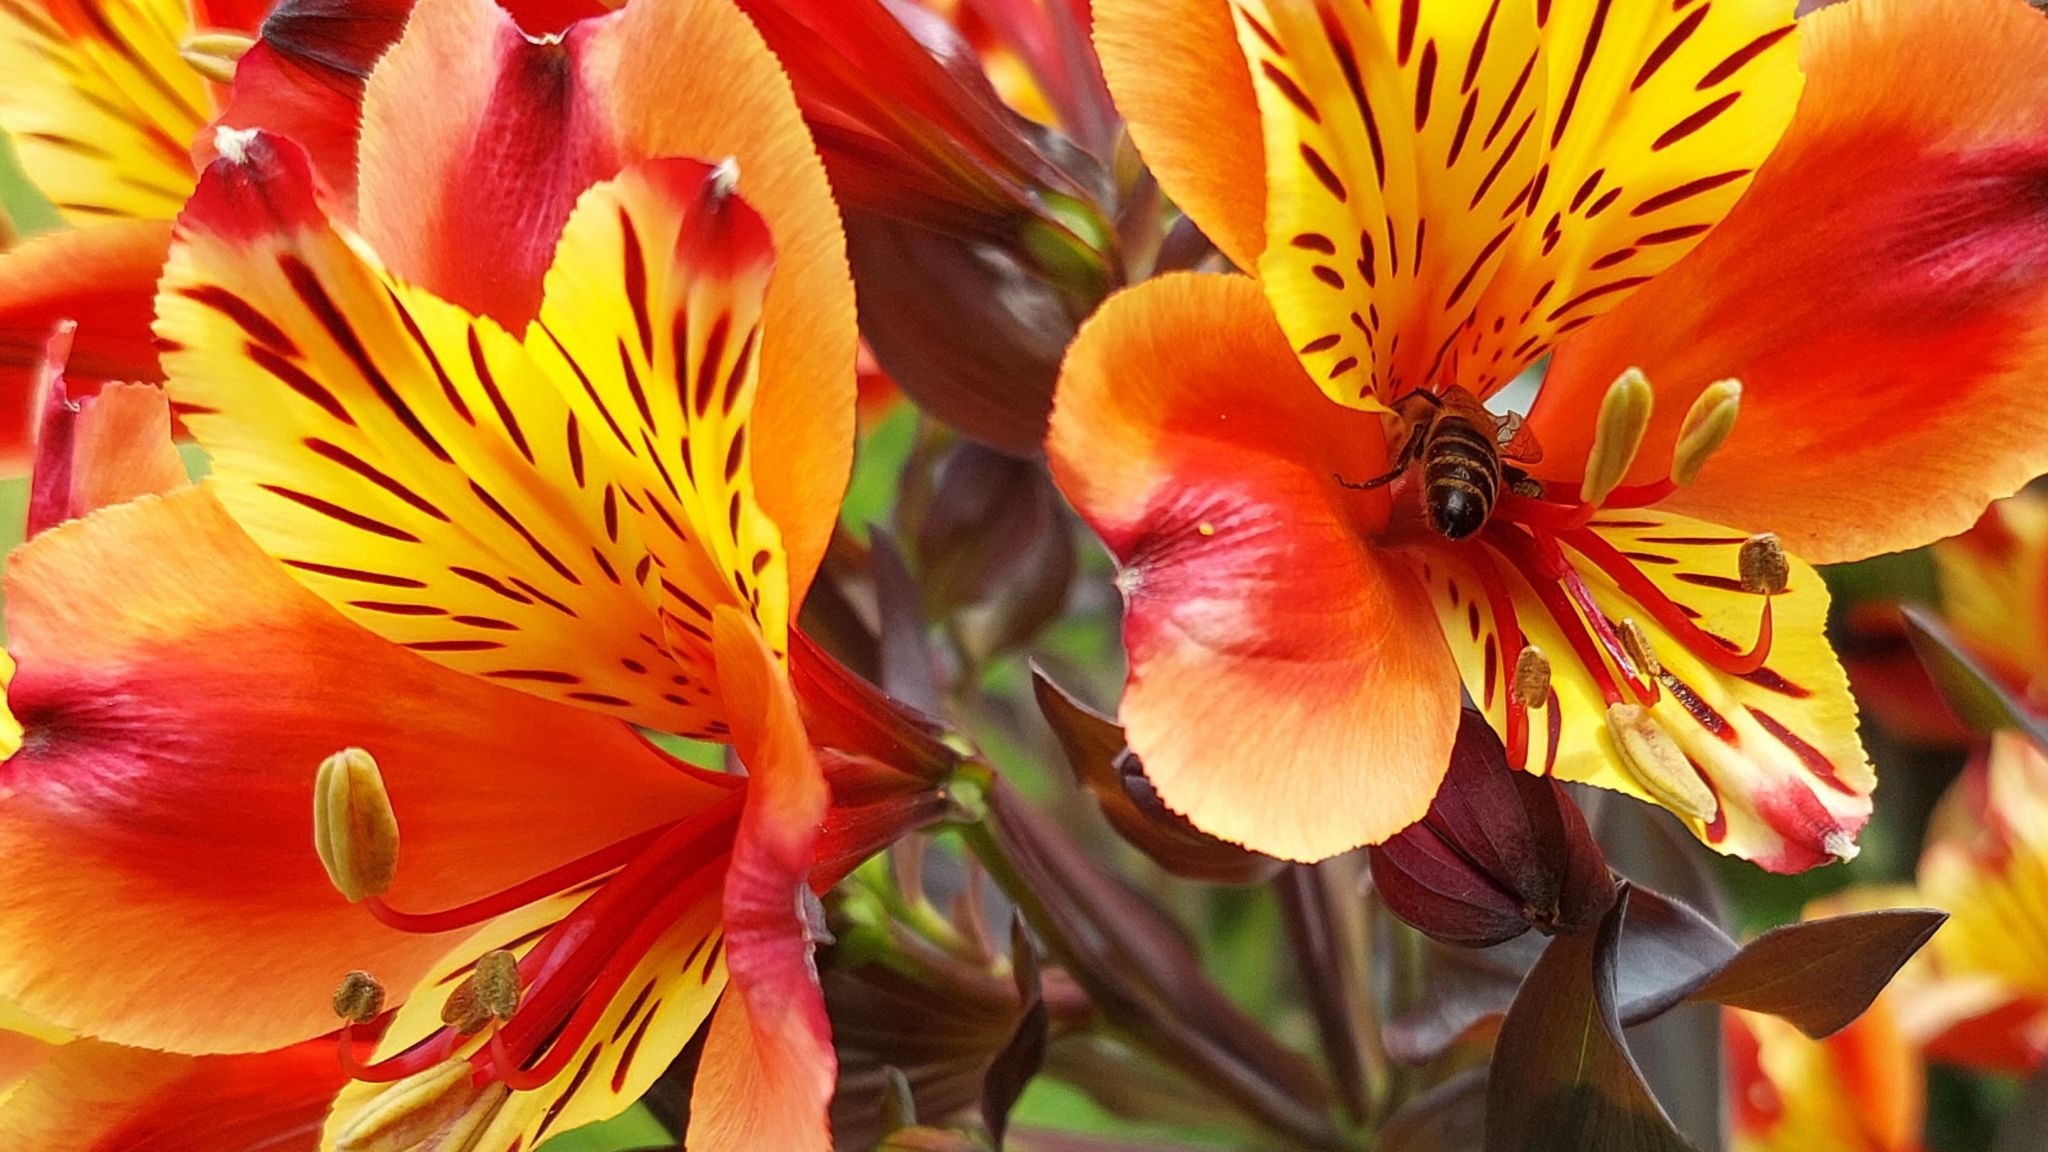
[1369,709,1614,947]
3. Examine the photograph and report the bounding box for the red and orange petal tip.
[1048,273,1459,861]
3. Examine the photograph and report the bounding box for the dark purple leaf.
[1381,1069,1487,1152]
[1610,887,1736,1025]
[1485,889,1695,1152]
[982,916,1050,1146]
[871,528,944,714]
[1688,909,1947,1038]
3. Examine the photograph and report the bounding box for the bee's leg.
[1336,421,1427,491]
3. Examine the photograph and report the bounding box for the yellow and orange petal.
[1224,0,1799,407]
[157,134,792,736]
[0,0,211,223]
[1048,272,1459,861]
[1726,1001,1923,1152]
[0,485,716,1054]
[1901,732,2048,1069]
[1933,494,2048,712]
[1423,509,1869,871]
[1538,0,2048,564]
[0,1034,352,1152]
[357,0,854,596]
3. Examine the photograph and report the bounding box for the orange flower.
[0,1,943,1148]
[1048,0,2048,866]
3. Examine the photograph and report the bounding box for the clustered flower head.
[0,0,2045,1148]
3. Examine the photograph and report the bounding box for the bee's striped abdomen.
[1423,416,1501,540]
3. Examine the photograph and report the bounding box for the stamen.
[1670,379,1742,486]
[315,748,400,903]
[1617,618,1661,679]
[1582,368,1655,507]
[332,1059,481,1152]
[1483,526,1626,707]
[1469,547,1532,770]
[1605,703,1718,824]
[1561,528,1775,676]
[333,970,386,1024]
[473,950,522,1021]
[1539,535,1660,704]
[178,31,254,84]
[1513,645,1552,708]
[1739,533,1789,595]
[365,823,668,935]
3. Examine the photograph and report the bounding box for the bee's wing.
[1495,411,1545,465]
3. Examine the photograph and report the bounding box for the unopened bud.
[1369,709,1613,947]
[179,30,254,84]
[333,1059,479,1152]
[314,748,400,902]
[1605,703,1718,823]
[332,970,385,1024]
[1670,379,1741,486]
[1617,618,1661,679]
[473,950,521,1021]
[1513,645,1552,705]
[1582,367,1654,506]
[1739,533,1789,595]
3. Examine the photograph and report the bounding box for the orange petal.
[1726,1001,1923,1152]
[1093,0,1264,271]
[0,1034,350,1152]
[1538,0,2048,564]
[0,487,716,1053]
[0,220,172,468]
[1047,272,1459,861]
[688,610,832,1152]
[357,0,852,629]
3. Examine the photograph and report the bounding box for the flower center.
[322,763,745,1095]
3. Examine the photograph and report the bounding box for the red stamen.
[1495,491,1596,534]
[364,824,672,935]
[1599,479,1677,509]
[1561,527,1774,675]
[1483,524,1627,707]
[480,863,724,1090]
[336,1019,466,1084]
[1466,546,1530,771]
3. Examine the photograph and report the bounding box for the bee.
[1337,386,1544,540]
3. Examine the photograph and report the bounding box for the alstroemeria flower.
[147,122,877,1149]
[1873,732,2048,1075]
[1047,0,2048,867]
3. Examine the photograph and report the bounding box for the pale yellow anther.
[333,970,386,1024]
[178,30,254,84]
[1739,533,1789,595]
[1669,379,1742,486]
[1617,618,1661,679]
[1513,645,1552,705]
[314,748,400,903]
[1605,703,1718,824]
[334,1059,479,1152]
[473,950,522,1021]
[1582,368,1655,507]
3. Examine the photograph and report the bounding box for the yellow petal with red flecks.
[1462,0,1802,394]
[1232,0,1544,409]
[529,160,791,659]
[1233,0,1800,407]
[321,884,730,1152]
[158,134,789,738]
[1412,508,1868,873]
[0,0,209,222]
